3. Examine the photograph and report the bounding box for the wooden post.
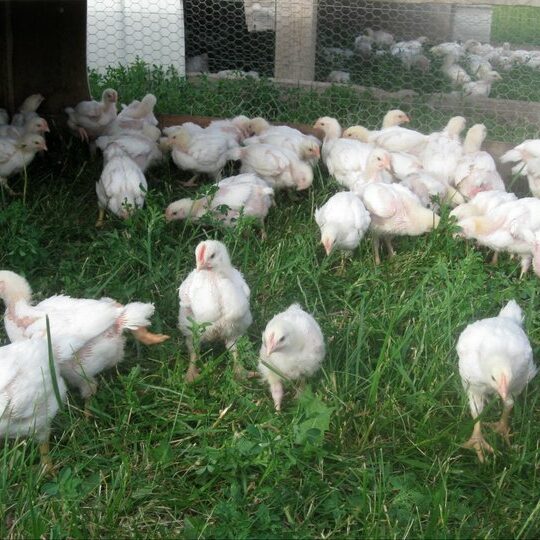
[274,0,318,81]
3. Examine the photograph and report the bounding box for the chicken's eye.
[279,336,285,343]
[491,375,496,381]
[209,253,215,259]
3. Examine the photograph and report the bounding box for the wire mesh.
[87,1,540,144]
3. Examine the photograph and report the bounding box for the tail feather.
[119,302,155,330]
[500,149,521,163]
[498,299,523,324]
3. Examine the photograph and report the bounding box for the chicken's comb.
[196,243,206,264]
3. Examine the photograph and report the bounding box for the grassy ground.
[1,69,540,537]
[492,6,540,47]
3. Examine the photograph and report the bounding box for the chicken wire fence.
[87,0,540,143]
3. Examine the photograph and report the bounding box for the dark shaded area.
[183,0,275,76]
[0,0,90,116]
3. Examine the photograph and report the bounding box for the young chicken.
[0,117,50,138]
[11,94,45,127]
[315,191,371,256]
[457,197,540,277]
[349,148,394,188]
[258,304,325,411]
[237,144,313,191]
[105,94,158,136]
[65,88,118,142]
[178,240,253,382]
[500,139,540,178]
[442,54,472,86]
[0,133,47,195]
[168,127,238,186]
[313,116,374,189]
[355,182,440,264]
[207,115,252,143]
[453,124,505,199]
[96,132,162,172]
[243,132,320,166]
[165,173,274,232]
[421,116,466,184]
[0,336,76,470]
[400,171,451,210]
[95,148,148,226]
[457,300,537,462]
[0,270,169,410]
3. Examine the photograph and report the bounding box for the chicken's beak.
[497,373,509,401]
[266,337,276,357]
[196,260,207,271]
[382,155,392,170]
[40,142,48,151]
[322,238,333,256]
[313,146,320,157]
[43,122,51,133]
[404,115,411,122]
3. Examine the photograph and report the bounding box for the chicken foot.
[131,326,170,345]
[487,403,513,445]
[0,177,20,196]
[462,421,494,463]
[78,126,89,143]
[270,380,284,411]
[95,208,106,228]
[384,236,396,258]
[39,441,55,474]
[229,341,259,380]
[181,174,199,187]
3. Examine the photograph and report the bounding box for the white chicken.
[237,144,313,191]
[462,70,502,97]
[457,197,540,276]
[243,131,320,166]
[522,157,540,198]
[0,133,47,195]
[327,70,351,83]
[207,115,252,143]
[315,191,371,256]
[105,94,158,136]
[450,190,517,223]
[354,35,373,58]
[168,127,238,186]
[0,270,169,410]
[178,240,254,382]
[500,139,540,178]
[453,124,505,200]
[400,171,450,210]
[165,173,274,232]
[355,182,440,264]
[95,149,148,227]
[258,304,325,411]
[313,116,374,189]
[431,42,464,59]
[65,88,118,142]
[350,148,393,187]
[442,54,472,86]
[11,94,45,127]
[457,300,537,462]
[0,117,50,138]
[365,28,394,47]
[96,132,162,172]
[421,116,466,184]
[0,336,80,470]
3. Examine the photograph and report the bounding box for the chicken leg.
[519,256,531,279]
[181,174,199,187]
[373,237,381,266]
[490,251,498,265]
[78,126,89,143]
[185,349,200,383]
[487,402,513,445]
[39,441,54,474]
[96,208,106,228]
[228,340,259,380]
[270,380,284,411]
[131,326,170,345]
[0,177,20,196]
[462,421,494,463]
[384,236,396,258]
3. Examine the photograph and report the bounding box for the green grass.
[492,6,540,46]
[1,66,540,537]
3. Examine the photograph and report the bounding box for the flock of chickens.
[325,29,539,97]
[0,84,539,468]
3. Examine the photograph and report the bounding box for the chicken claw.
[462,423,494,463]
[180,175,199,187]
[78,126,89,143]
[131,326,170,345]
[184,364,200,383]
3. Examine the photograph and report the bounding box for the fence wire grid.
[87,0,540,143]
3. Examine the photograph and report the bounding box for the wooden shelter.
[0,0,90,117]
